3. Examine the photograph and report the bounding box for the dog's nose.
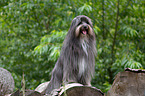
[83,25,88,29]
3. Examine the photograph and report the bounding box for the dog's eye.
[86,21,89,24]
[78,22,82,25]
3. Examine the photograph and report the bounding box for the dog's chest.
[81,40,88,56]
[78,58,87,76]
[78,41,88,75]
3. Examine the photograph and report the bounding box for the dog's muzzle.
[81,25,89,35]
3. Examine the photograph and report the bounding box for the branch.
[108,0,120,83]
[111,0,120,62]
[102,0,105,39]
[33,10,40,26]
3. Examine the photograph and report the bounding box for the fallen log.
[58,83,104,96]
[0,67,14,96]
[35,82,104,96]
[10,89,43,96]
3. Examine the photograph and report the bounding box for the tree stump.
[107,68,145,96]
[0,67,14,96]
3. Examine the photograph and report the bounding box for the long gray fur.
[45,15,97,95]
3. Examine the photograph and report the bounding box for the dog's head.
[63,15,96,56]
[69,15,94,38]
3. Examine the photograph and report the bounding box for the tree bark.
[35,82,104,96]
[58,83,104,96]
[107,68,145,96]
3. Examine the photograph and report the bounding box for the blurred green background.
[0,0,144,93]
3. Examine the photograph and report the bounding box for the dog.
[44,15,96,95]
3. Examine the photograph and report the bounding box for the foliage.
[0,0,144,93]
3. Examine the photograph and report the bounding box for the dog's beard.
[74,22,95,78]
[75,22,94,56]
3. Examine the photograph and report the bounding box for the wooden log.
[35,82,49,93]
[58,83,104,96]
[35,82,104,96]
[107,68,145,96]
[11,89,43,96]
[0,67,14,96]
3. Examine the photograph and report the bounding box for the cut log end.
[60,86,104,96]
[59,83,104,96]
[35,82,104,96]
[107,68,145,96]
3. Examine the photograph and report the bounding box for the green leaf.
[78,4,92,13]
